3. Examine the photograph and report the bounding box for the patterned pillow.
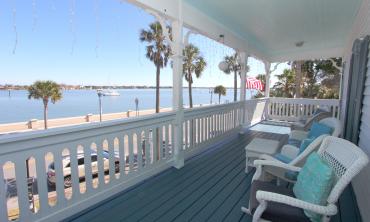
[293,153,335,221]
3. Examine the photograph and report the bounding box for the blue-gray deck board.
[67,130,361,222]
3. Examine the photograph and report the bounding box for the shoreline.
[0,107,174,135]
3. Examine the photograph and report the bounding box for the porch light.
[218,61,229,72]
[295,41,305,47]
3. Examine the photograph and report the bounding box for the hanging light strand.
[69,0,76,55]
[11,0,18,54]
[50,0,56,11]
[93,0,100,57]
[32,0,38,31]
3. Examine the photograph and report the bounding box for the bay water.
[0,88,253,124]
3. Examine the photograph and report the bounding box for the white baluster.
[83,142,93,192]
[126,132,134,172]
[54,149,67,208]
[136,131,143,170]
[164,125,169,158]
[69,144,80,200]
[108,136,116,184]
[115,137,124,178]
[34,152,49,216]
[0,161,9,222]
[14,156,31,220]
[96,139,105,188]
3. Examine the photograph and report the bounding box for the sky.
[0,0,290,88]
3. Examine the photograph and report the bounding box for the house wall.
[341,0,370,221]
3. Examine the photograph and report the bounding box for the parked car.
[47,150,120,188]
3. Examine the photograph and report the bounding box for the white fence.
[267,98,340,122]
[0,98,339,221]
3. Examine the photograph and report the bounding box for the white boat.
[97,89,120,96]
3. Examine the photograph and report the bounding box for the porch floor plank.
[66,129,361,222]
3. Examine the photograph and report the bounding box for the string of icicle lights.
[32,0,38,31]
[69,0,76,55]
[94,0,100,57]
[12,0,18,54]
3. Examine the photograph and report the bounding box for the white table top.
[245,138,280,154]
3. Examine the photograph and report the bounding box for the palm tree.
[220,53,241,102]
[140,22,172,113]
[183,44,206,108]
[28,80,62,129]
[214,85,226,104]
[272,69,295,98]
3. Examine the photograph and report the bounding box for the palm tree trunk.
[155,65,160,113]
[234,71,237,102]
[294,61,303,98]
[188,74,193,108]
[43,100,48,129]
[219,94,221,104]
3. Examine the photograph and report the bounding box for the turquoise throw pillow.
[307,122,332,139]
[293,153,335,221]
[298,137,315,154]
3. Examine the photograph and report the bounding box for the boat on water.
[97,89,120,96]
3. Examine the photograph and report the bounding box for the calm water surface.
[0,88,251,124]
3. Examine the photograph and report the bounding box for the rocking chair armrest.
[281,145,300,159]
[256,191,338,216]
[253,160,301,172]
[258,154,280,162]
[290,130,309,141]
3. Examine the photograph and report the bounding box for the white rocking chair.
[290,117,342,142]
[242,136,369,222]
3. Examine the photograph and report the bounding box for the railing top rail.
[269,97,339,102]
[0,111,176,154]
[183,101,244,113]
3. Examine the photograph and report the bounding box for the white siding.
[352,43,370,222]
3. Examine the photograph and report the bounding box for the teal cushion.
[293,153,335,221]
[307,122,333,139]
[298,137,315,154]
[274,153,293,163]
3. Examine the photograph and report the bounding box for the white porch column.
[239,52,248,128]
[239,52,248,102]
[171,2,185,169]
[264,61,271,97]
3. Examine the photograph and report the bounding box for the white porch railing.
[0,101,254,222]
[0,112,176,222]
[267,98,340,122]
[0,97,338,221]
[182,101,245,158]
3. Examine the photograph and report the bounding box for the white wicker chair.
[288,117,342,151]
[290,111,332,131]
[257,135,328,183]
[242,136,369,222]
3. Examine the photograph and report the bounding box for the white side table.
[245,138,280,173]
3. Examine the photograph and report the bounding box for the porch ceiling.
[184,0,362,61]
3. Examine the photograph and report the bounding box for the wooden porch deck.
[66,129,361,222]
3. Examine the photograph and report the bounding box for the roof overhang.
[126,0,364,62]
